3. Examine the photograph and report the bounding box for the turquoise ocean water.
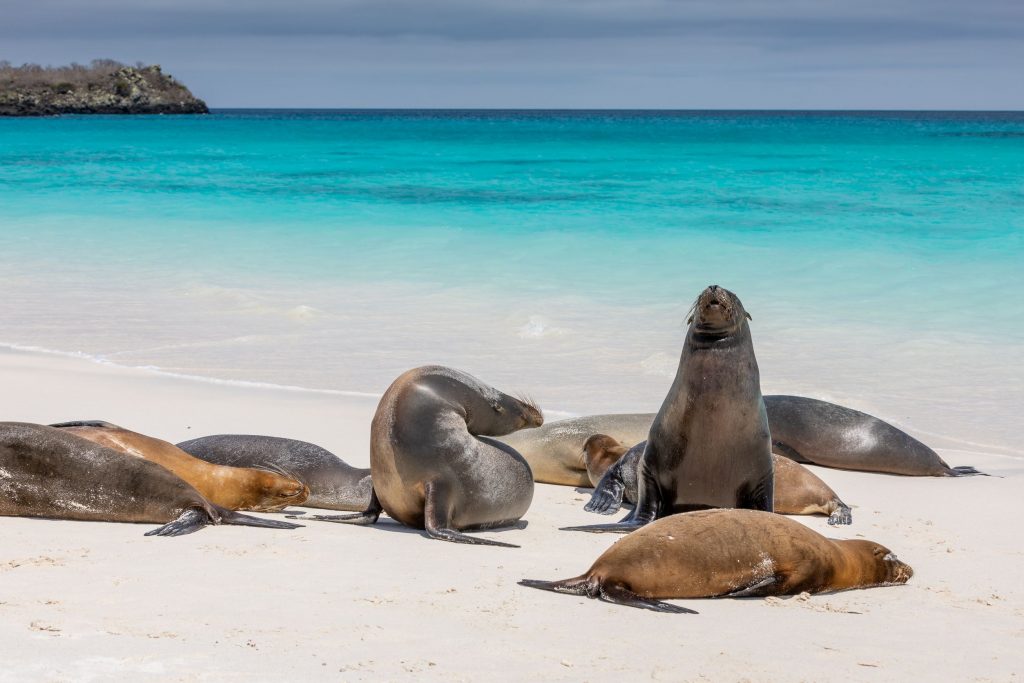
[1,111,1021,449]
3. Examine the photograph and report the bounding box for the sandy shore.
[1,347,1021,682]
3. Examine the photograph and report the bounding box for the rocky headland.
[0,60,208,116]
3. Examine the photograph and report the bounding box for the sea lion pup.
[303,365,543,547]
[566,285,774,533]
[0,422,301,536]
[49,421,309,512]
[176,435,372,512]
[521,509,913,613]
[584,436,853,525]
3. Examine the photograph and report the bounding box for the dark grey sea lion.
[176,435,372,512]
[507,396,981,480]
[564,285,775,533]
[584,436,852,525]
[303,365,543,547]
[0,422,301,536]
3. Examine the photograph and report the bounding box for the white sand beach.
[0,346,1021,682]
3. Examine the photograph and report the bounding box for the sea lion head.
[844,539,915,586]
[688,285,751,338]
[250,471,310,512]
[582,434,628,484]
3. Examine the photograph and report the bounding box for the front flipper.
[722,575,780,598]
[294,487,382,525]
[827,502,853,526]
[221,511,303,530]
[584,465,627,515]
[424,480,520,548]
[145,508,209,537]
[599,583,697,614]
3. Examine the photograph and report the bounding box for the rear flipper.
[424,480,520,548]
[560,522,641,534]
[585,468,627,515]
[145,508,209,537]
[519,577,695,613]
[946,466,987,477]
[827,501,853,526]
[294,487,383,525]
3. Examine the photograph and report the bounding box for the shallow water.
[1,110,1021,451]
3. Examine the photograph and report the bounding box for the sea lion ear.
[686,315,694,325]
[745,312,752,321]
[492,401,505,414]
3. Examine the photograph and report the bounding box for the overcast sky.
[2,0,1022,108]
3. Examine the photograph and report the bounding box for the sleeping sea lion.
[521,508,913,613]
[301,365,543,547]
[505,393,981,483]
[176,435,372,512]
[0,422,301,536]
[50,421,309,512]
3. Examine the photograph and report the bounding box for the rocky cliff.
[0,62,208,116]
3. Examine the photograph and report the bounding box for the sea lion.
[507,394,980,482]
[500,414,653,487]
[583,435,852,525]
[521,508,913,613]
[566,285,775,533]
[176,434,372,512]
[50,421,309,512]
[0,422,301,536]
[303,365,543,547]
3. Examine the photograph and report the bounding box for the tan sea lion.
[583,435,852,525]
[0,422,301,536]
[50,421,309,512]
[521,508,913,613]
[301,365,543,547]
[565,285,774,533]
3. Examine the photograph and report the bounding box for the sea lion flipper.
[220,510,303,530]
[947,466,987,477]
[423,480,519,547]
[145,508,209,537]
[294,487,383,524]
[585,467,627,515]
[559,522,639,534]
[598,583,697,614]
[828,502,853,526]
[723,575,780,598]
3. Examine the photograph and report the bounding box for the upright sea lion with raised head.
[522,508,913,613]
[0,422,301,536]
[583,435,852,525]
[177,434,372,512]
[50,421,309,512]
[565,285,775,532]
[302,365,543,547]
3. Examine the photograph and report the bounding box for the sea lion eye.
[493,403,505,414]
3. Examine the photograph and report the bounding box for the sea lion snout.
[691,285,749,331]
[883,553,914,584]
